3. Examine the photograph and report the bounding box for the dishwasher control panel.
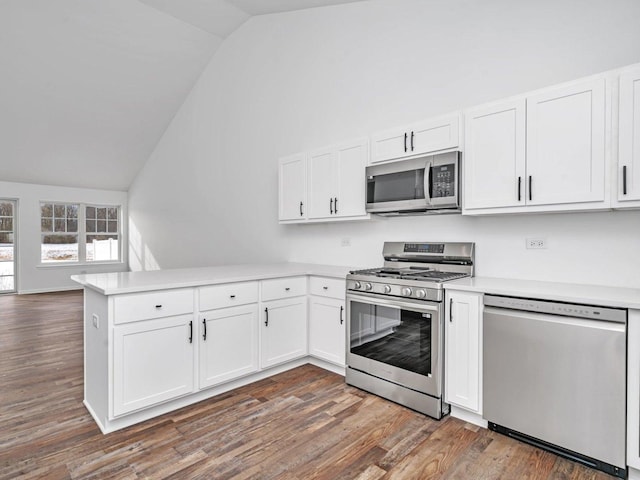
[484,295,627,323]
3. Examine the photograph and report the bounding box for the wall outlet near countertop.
[92,314,99,329]
[341,238,351,247]
[526,238,547,249]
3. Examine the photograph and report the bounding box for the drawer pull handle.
[230,295,236,299]
[285,287,290,291]
[323,286,328,290]
[155,305,162,309]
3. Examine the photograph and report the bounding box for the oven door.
[346,292,443,398]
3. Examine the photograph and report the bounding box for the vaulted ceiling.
[0,0,365,191]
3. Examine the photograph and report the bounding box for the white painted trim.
[450,405,488,428]
[19,286,83,295]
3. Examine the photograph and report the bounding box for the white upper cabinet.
[616,66,640,207]
[526,78,606,206]
[280,137,369,223]
[370,113,461,164]
[278,153,307,221]
[464,75,609,214]
[464,98,526,209]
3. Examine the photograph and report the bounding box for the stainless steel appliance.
[346,241,475,419]
[365,151,460,216]
[484,295,627,478]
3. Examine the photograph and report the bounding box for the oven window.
[349,301,431,376]
[367,169,425,203]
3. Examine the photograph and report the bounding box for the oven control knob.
[354,281,362,290]
[383,285,392,294]
[416,289,427,299]
[364,282,373,291]
[401,287,413,297]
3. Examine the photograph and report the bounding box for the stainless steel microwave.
[365,151,461,215]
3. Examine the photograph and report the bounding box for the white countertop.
[71,263,352,295]
[446,277,640,310]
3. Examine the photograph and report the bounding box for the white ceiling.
[0,0,365,191]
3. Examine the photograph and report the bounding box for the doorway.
[0,200,17,293]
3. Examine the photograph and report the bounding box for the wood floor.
[1,291,612,480]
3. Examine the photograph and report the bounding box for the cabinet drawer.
[261,276,307,301]
[199,281,258,311]
[309,277,345,300]
[113,289,194,324]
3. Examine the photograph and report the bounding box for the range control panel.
[484,295,627,324]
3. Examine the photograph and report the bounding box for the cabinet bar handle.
[410,131,415,151]
[334,197,338,214]
[449,298,453,322]
[285,287,290,291]
[230,295,236,299]
[323,286,328,290]
[623,165,628,195]
[340,305,344,325]
[189,321,193,343]
[330,197,333,214]
[404,132,408,152]
[155,304,162,309]
[202,318,207,341]
[299,201,304,217]
[528,176,532,201]
[264,307,269,326]
[517,176,521,201]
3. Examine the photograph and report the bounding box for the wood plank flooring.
[0,291,613,479]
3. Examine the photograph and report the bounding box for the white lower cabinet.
[309,297,345,366]
[444,290,483,415]
[113,314,195,417]
[261,297,308,368]
[199,305,259,389]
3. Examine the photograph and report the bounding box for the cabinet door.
[309,297,345,366]
[261,297,307,368]
[279,153,307,221]
[526,78,607,206]
[334,138,368,218]
[113,315,195,416]
[445,291,482,413]
[370,126,411,164]
[199,305,259,389]
[618,67,640,203]
[370,114,460,164]
[411,114,460,157]
[307,147,336,219]
[464,99,526,209]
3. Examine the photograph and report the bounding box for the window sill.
[36,261,125,269]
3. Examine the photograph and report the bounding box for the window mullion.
[79,204,86,263]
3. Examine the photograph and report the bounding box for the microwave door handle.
[423,159,433,205]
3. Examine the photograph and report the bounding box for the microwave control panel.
[432,164,456,198]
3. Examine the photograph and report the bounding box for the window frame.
[39,201,123,266]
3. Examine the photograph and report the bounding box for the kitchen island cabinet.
[198,281,260,389]
[73,263,350,433]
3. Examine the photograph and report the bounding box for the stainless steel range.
[346,241,475,419]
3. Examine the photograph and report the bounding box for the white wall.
[128,0,640,288]
[0,181,128,293]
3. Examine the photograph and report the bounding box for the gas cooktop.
[349,267,470,283]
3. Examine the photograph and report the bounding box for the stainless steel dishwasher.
[483,295,627,478]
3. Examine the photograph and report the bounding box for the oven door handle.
[346,292,441,314]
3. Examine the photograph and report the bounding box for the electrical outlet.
[341,238,351,247]
[526,238,547,249]
[92,314,99,329]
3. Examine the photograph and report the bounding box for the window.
[40,203,121,264]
